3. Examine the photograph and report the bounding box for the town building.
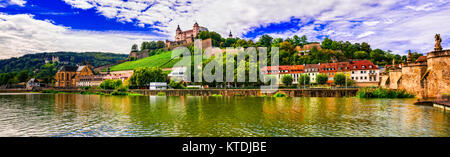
[304,64,320,83]
[168,66,189,82]
[55,64,94,88]
[295,43,322,56]
[261,65,304,85]
[349,60,379,86]
[76,72,132,87]
[261,60,379,85]
[26,78,40,90]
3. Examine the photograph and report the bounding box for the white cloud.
[357,31,375,38]
[58,0,450,56]
[0,13,162,59]
[0,0,27,7]
[2,0,450,59]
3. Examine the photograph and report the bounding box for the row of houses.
[260,60,380,86]
[54,64,133,88]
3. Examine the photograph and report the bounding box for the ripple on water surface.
[0,94,449,137]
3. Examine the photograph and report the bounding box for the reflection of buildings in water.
[54,94,134,115]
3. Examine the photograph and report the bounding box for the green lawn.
[110,51,178,71]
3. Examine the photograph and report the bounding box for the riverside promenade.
[0,88,359,97]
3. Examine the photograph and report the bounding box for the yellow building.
[55,65,94,88]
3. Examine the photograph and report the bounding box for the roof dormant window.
[362,65,366,69]
[369,65,373,68]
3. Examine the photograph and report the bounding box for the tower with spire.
[228,30,233,38]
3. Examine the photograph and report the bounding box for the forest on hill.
[0,52,128,85]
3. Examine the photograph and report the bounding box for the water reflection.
[0,93,449,137]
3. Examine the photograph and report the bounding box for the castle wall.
[400,63,427,98]
[380,74,389,88]
[388,70,402,89]
[425,50,450,98]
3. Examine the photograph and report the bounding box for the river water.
[0,93,449,137]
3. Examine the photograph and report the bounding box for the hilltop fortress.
[165,22,213,49]
[381,34,450,98]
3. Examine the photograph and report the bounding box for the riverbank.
[1,88,359,97]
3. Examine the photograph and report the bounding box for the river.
[0,93,449,137]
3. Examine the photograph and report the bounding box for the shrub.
[169,80,185,89]
[81,86,92,90]
[42,89,59,94]
[357,87,414,98]
[211,94,223,97]
[156,92,166,96]
[273,92,287,97]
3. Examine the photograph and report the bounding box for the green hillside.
[110,51,183,71]
[0,52,128,73]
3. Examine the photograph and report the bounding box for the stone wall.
[400,63,427,98]
[425,50,450,98]
[354,82,379,87]
[380,74,389,88]
[388,70,402,89]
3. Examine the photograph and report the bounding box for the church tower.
[193,22,200,38]
[175,25,182,41]
[228,30,233,38]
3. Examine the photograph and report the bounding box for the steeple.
[228,30,233,38]
[407,50,412,63]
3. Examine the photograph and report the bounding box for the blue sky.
[0,0,449,59]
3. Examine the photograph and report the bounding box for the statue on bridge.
[435,34,443,51]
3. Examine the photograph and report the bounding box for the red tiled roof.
[350,60,378,70]
[261,65,303,74]
[416,56,427,62]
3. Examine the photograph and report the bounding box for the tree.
[281,75,293,86]
[361,42,372,53]
[131,44,138,52]
[16,70,29,83]
[156,41,166,49]
[333,73,346,86]
[299,35,308,46]
[36,63,57,84]
[272,38,283,47]
[316,74,328,85]
[292,35,301,46]
[298,74,310,86]
[236,39,248,48]
[129,67,167,87]
[321,37,333,49]
[100,79,123,90]
[257,35,273,47]
[354,51,369,59]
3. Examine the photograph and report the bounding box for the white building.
[26,78,40,89]
[168,66,189,82]
[304,64,320,83]
[150,82,168,90]
[350,60,380,83]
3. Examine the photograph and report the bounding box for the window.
[362,65,366,69]
[352,71,355,74]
